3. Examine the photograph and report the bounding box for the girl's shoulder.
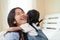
[4,32,19,40]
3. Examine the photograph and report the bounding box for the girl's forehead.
[15,9,24,13]
[15,9,22,12]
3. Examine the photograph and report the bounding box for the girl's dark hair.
[7,7,24,27]
[27,9,40,26]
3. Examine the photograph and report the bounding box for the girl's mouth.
[20,17,27,20]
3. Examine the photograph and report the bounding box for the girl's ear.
[13,21,17,24]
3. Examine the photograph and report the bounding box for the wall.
[0,2,3,31]
[8,0,37,13]
[36,0,45,19]
[36,0,60,18]
[0,0,9,31]
[45,0,60,14]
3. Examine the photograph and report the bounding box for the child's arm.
[8,27,22,31]
[7,23,34,32]
[5,23,38,36]
[20,23,34,32]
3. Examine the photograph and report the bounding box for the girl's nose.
[21,13,24,16]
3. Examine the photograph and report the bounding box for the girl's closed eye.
[16,12,20,15]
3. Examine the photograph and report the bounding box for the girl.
[4,7,28,40]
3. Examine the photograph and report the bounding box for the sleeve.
[0,31,7,37]
[4,32,20,40]
[20,23,34,32]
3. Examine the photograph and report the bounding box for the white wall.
[0,0,9,30]
[8,0,37,13]
[0,1,3,31]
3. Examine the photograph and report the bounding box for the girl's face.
[15,9,27,25]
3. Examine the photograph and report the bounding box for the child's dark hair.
[27,9,40,26]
